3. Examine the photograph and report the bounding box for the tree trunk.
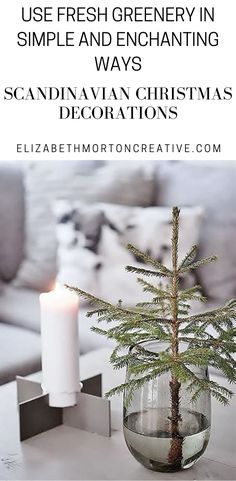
[168,377,183,468]
[168,207,183,469]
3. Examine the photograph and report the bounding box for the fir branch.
[179,335,236,356]
[179,348,236,382]
[187,302,236,320]
[133,344,161,359]
[126,265,171,278]
[182,315,234,335]
[137,278,171,298]
[106,365,172,401]
[180,301,236,332]
[65,285,112,308]
[178,288,207,303]
[179,256,218,274]
[172,363,233,405]
[107,321,169,339]
[87,307,111,317]
[178,245,198,269]
[127,243,172,275]
[110,353,137,370]
[90,326,108,336]
[179,285,203,295]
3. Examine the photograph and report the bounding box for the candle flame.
[49,281,65,292]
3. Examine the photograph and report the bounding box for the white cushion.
[55,202,204,306]
[14,161,155,292]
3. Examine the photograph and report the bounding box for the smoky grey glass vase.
[123,341,211,472]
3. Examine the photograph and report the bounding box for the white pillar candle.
[40,285,80,408]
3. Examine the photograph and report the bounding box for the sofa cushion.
[0,323,41,385]
[155,161,236,300]
[0,285,40,333]
[55,202,204,306]
[14,161,155,292]
[0,163,24,282]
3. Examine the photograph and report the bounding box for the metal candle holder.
[16,374,111,441]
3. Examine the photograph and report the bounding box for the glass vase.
[123,341,211,472]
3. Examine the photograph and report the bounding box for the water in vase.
[123,408,210,472]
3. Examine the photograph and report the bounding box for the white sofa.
[0,160,236,384]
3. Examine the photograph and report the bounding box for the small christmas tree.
[67,207,236,468]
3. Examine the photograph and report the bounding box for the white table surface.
[0,348,235,480]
